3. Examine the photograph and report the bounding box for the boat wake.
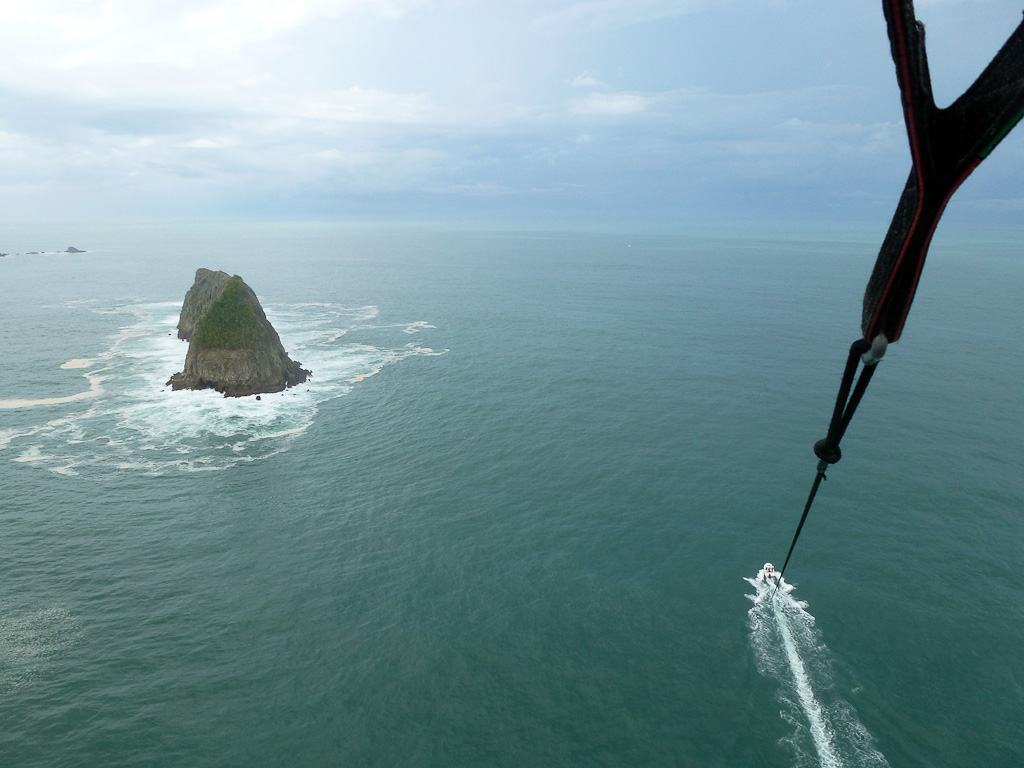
[0,301,445,476]
[746,567,888,768]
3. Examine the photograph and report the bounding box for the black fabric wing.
[862,1,1024,343]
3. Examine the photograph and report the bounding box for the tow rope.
[774,0,1024,594]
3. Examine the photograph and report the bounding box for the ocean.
[1,223,1021,767]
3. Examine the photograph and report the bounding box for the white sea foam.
[0,301,445,476]
[14,446,49,463]
[0,368,106,409]
[746,568,889,768]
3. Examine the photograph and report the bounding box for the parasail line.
[773,461,827,598]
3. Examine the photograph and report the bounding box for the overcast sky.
[1,0,1022,227]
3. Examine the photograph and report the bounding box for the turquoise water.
[1,225,1021,766]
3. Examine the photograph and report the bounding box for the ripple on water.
[0,607,82,695]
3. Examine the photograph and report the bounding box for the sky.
[1,0,1022,227]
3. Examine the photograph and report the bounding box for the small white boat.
[760,562,782,586]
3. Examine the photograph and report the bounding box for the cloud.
[914,0,990,5]
[180,138,233,149]
[0,0,426,102]
[256,87,434,124]
[571,72,599,88]
[571,92,650,115]
[0,0,420,60]
[0,76,913,224]
[0,0,1019,225]
[535,0,717,30]
[181,0,410,52]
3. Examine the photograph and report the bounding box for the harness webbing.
[774,0,1024,591]
[774,340,878,593]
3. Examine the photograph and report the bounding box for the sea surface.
[1,223,1021,767]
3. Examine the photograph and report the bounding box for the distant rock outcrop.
[168,269,310,398]
[0,247,86,257]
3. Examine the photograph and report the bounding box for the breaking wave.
[0,301,444,476]
[746,568,888,768]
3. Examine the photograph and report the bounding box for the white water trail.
[746,567,888,768]
[771,587,842,768]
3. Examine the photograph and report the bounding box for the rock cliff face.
[168,269,310,397]
[176,268,231,341]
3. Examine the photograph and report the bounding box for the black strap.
[774,340,879,592]
[813,338,873,465]
[774,1,1024,593]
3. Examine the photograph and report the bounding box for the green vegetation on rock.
[193,275,261,349]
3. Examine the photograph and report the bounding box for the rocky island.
[0,246,85,256]
[168,269,310,397]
